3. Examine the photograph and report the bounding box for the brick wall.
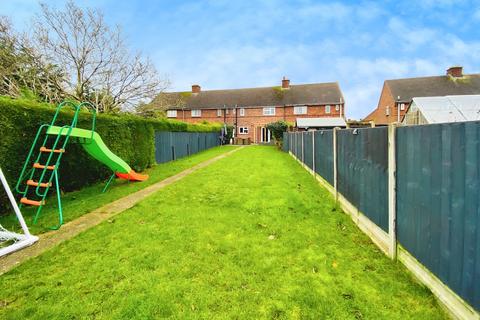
[370,83,409,125]
[169,104,344,142]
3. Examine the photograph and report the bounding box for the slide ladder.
[15,102,96,229]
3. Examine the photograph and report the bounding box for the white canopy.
[296,117,346,129]
[410,95,480,123]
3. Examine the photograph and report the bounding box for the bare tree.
[0,17,20,96]
[32,1,168,112]
[0,16,65,102]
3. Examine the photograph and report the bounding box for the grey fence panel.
[199,133,207,151]
[189,132,199,155]
[337,127,388,231]
[303,132,314,170]
[205,132,212,149]
[290,133,295,155]
[313,130,334,185]
[289,133,294,154]
[155,132,174,163]
[174,132,189,159]
[207,133,214,148]
[208,132,220,148]
[289,132,297,155]
[155,131,220,164]
[397,122,480,311]
[295,133,302,159]
[282,132,289,152]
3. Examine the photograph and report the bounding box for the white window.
[167,110,177,118]
[239,127,249,134]
[294,106,307,115]
[191,109,201,117]
[226,109,229,114]
[399,103,405,111]
[240,108,245,116]
[325,105,331,114]
[263,107,276,116]
[335,104,340,111]
[386,106,390,116]
[217,109,222,117]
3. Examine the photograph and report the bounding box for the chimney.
[447,66,463,78]
[192,84,201,93]
[281,76,290,89]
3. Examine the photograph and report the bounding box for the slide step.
[20,197,45,206]
[40,146,65,153]
[26,179,51,188]
[33,163,55,170]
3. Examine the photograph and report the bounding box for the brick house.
[364,66,480,125]
[158,78,345,143]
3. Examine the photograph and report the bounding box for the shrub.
[0,96,220,214]
[266,120,289,141]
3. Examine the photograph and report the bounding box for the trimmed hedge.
[0,97,221,215]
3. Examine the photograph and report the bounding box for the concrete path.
[0,146,243,275]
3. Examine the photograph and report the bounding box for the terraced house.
[158,77,345,143]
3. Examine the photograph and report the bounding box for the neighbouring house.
[403,94,480,125]
[364,66,480,125]
[155,77,345,143]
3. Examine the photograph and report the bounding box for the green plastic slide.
[46,126,148,181]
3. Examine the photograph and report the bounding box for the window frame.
[239,108,245,116]
[191,109,202,117]
[263,107,276,116]
[239,127,249,134]
[166,110,177,118]
[293,105,307,115]
[325,105,331,114]
[217,109,222,117]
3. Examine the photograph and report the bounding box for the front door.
[260,127,271,143]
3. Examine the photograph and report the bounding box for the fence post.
[312,131,315,173]
[333,127,338,200]
[388,123,397,260]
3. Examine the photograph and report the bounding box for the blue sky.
[2,0,480,118]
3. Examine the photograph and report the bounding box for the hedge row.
[0,97,221,215]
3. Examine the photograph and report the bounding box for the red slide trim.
[115,170,148,181]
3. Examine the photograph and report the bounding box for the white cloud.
[387,17,437,50]
[474,8,480,21]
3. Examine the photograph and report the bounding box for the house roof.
[363,107,386,124]
[409,94,480,123]
[296,117,347,128]
[157,82,344,110]
[387,74,480,102]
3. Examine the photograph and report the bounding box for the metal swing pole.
[0,168,33,237]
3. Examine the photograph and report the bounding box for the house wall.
[169,104,343,142]
[370,83,410,125]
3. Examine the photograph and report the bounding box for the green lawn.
[0,146,237,234]
[0,146,446,319]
